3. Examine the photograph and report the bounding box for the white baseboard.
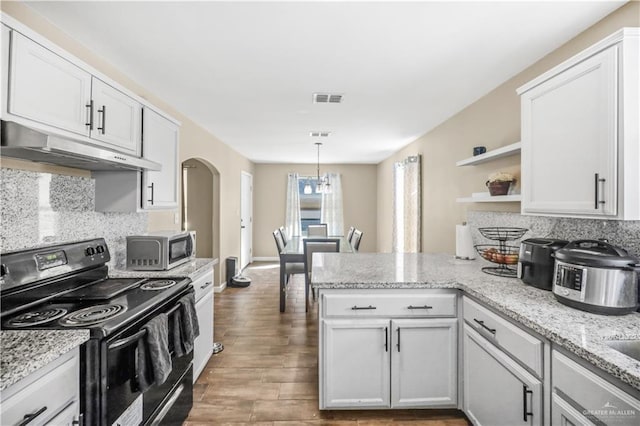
[214,282,227,293]
[252,256,279,262]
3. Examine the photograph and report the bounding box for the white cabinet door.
[141,107,179,209]
[322,319,390,409]
[552,392,596,426]
[90,77,141,155]
[521,46,618,217]
[193,290,214,383]
[463,324,542,426]
[7,31,92,136]
[391,319,457,408]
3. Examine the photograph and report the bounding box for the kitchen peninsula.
[312,252,640,425]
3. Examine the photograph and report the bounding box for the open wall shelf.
[456,142,521,166]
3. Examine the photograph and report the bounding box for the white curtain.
[285,173,302,237]
[393,156,421,252]
[321,173,344,236]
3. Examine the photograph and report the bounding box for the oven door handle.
[107,303,182,351]
[151,383,185,426]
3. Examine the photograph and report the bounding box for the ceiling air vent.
[310,131,331,137]
[313,93,343,104]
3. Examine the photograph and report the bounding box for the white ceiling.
[25,1,626,164]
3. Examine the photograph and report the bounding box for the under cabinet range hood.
[0,121,162,171]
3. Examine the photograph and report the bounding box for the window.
[298,177,322,232]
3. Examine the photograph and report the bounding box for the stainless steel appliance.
[127,230,196,271]
[0,120,161,171]
[517,238,568,290]
[0,239,195,425]
[552,240,639,315]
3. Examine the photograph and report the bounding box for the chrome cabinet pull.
[594,173,605,209]
[351,305,376,310]
[17,406,47,426]
[97,105,106,134]
[200,281,212,290]
[407,305,433,310]
[85,100,94,129]
[396,327,401,352]
[473,318,496,335]
[148,182,155,205]
[522,385,533,421]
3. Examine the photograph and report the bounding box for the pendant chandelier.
[303,142,331,194]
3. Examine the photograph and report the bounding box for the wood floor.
[185,262,470,425]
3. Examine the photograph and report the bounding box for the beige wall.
[254,164,377,257]
[1,2,254,283]
[377,1,640,254]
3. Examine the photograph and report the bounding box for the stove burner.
[59,304,126,327]
[5,308,68,327]
[140,280,177,291]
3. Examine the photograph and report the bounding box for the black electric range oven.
[0,239,194,426]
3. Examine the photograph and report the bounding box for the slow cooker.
[552,240,639,315]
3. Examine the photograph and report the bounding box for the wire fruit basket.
[475,227,528,277]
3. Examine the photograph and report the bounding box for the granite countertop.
[312,252,640,391]
[109,258,217,280]
[1,330,90,391]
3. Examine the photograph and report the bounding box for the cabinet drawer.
[552,350,640,423]
[323,292,456,318]
[1,349,79,426]
[192,266,214,302]
[463,297,543,377]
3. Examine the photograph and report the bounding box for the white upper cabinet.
[518,28,640,220]
[90,78,141,155]
[6,31,92,137]
[141,107,179,209]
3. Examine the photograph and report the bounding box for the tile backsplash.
[467,211,640,257]
[0,168,147,268]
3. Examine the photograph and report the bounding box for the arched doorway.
[182,158,221,288]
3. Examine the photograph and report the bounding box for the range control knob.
[96,245,105,254]
[85,247,96,257]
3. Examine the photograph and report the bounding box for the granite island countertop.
[312,252,640,391]
[1,330,90,391]
[109,257,217,280]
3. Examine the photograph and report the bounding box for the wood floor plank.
[187,261,469,425]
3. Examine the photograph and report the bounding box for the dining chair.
[303,238,340,312]
[273,230,304,285]
[307,223,328,237]
[346,226,355,243]
[351,229,363,252]
[278,226,289,245]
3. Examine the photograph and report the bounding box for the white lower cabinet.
[323,319,391,408]
[0,348,81,426]
[192,265,215,383]
[463,324,542,426]
[319,289,458,410]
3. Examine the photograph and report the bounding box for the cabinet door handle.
[72,413,84,426]
[522,384,533,421]
[396,327,401,352]
[97,105,106,134]
[200,281,212,290]
[408,305,433,310]
[594,173,605,209]
[17,406,47,426]
[384,327,388,352]
[85,100,94,129]
[473,318,496,335]
[148,182,154,205]
[351,305,376,310]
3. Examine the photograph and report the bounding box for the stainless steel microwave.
[126,230,196,270]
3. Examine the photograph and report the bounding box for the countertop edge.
[1,330,90,392]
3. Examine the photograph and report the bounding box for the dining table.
[279,236,354,312]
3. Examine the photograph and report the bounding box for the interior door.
[240,171,253,269]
